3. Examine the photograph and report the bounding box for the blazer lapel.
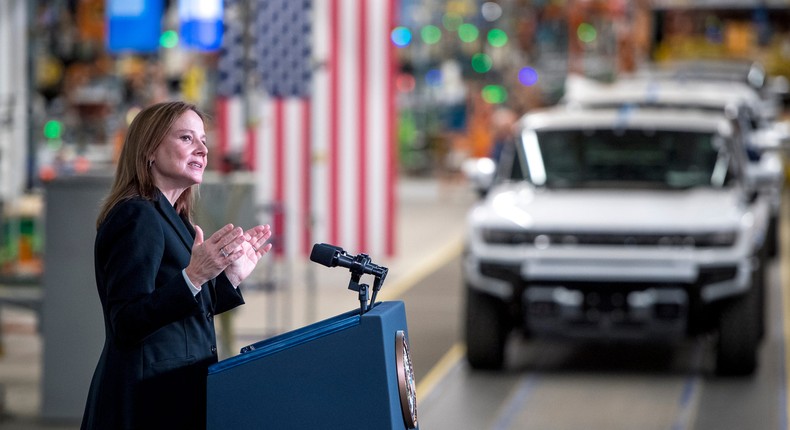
[155,191,217,308]
[155,192,194,252]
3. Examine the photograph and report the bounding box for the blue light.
[391,27,412,47]
[425,69,442,86]
[107,0,163,54]
[518,67,538,86]
[179,0,223,51]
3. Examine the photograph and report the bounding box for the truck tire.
[465,287,508,370]
[716,285,759,376]
[754,254,767,342]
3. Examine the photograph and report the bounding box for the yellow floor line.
[378,237,464,301]
[416,342,466,400]
[376,237,466,400]
[781,194,790,427]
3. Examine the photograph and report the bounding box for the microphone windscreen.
[309,243,341,267]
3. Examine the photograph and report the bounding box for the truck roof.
[562,74,761,113]
[519,105,735,136]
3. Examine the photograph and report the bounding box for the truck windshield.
[521,128,731,189]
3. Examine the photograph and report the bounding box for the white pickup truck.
[463,106,773,376]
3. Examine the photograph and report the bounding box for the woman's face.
[151,110,208,195]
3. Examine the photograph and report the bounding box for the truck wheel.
[754,255,767,342]
[716,285,759,376]
[465,287,508,370]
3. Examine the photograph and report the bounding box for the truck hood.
[471,183,747,233]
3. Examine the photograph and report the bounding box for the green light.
[43,120,62,139]
[458,23,479,43]
[487,29,508,47]
[471,53,492,73]
[577,23,597,43]
[442,14,463,31]
[160,30,179,49]
[421,25,442,44]
[481,85,507,104]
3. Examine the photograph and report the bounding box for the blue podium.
[206,301,419,429]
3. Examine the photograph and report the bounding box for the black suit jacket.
[81,192,244,430]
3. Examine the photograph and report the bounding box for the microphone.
[310,243,387,278]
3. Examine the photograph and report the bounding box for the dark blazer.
[81,191,244,430]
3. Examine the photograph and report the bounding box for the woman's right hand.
[184,224,245,286]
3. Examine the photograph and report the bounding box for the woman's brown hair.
[96,101,207,228]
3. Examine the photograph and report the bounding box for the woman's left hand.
[224,224,273,287]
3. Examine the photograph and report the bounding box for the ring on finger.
[220,247,229,258]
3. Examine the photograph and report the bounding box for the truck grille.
[481,229,735,248]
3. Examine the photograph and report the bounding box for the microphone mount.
[310,243,388,315]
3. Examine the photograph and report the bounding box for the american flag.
[252,0,398,259]
[253,0,312,256]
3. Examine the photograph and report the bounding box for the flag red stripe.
[386,0,397,256]
[274,99,285,255]
[246,125,256,171]
[301,99,312,255]
[328,0,340,246]
[357,1,368,252]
